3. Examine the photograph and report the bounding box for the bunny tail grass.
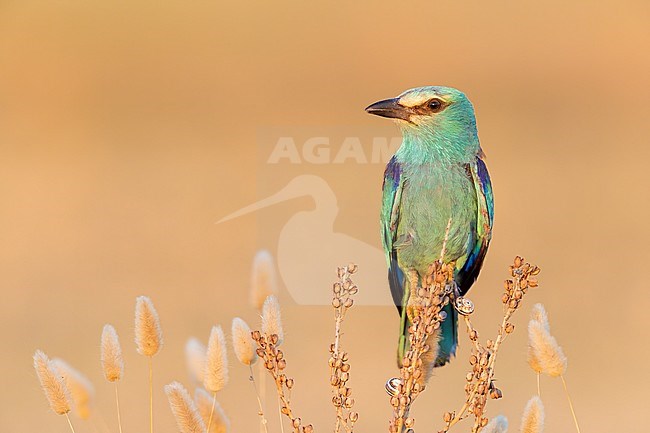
[52,359,95,421]
[232,318,257,366]
[185,337,207,385]
[528,320,567,377]
[135,296,163,357]
[261,295,283,345]
[250,250,278,312]
[520,396,544,433]
[164,382,206,433]
[204,325,229,393]
[135,296,163,433]
[101,324,124,382]
[33,350,71,415]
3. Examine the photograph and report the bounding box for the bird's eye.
[427,99,443,112]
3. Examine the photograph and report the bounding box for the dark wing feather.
[458,156,494,295]
[381,156,406,312]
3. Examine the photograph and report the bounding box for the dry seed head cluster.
[252,329,311,433]
[389,261,453,433]
[440,257,541,433]
[330,264,360,433]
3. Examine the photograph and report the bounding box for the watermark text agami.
[267,136,401,164]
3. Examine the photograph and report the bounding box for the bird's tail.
[397,302,458,370]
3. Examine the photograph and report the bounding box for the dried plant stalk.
[440,256,540,433]
[329,264,360,433]
[388,261,452,433]
[252,328,313,433]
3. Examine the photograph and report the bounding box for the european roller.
[366,86,494,372]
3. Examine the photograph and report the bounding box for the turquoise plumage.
[366,86,494,370]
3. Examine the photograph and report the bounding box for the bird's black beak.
[365,98,412,122]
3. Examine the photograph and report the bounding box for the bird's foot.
[444,280,459,296]
[385,377,401,397]
[454,296,475,316]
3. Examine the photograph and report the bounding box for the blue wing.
[381,156,407,312]
[457,156,494,295]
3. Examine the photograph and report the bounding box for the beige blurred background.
[1,1,649,432]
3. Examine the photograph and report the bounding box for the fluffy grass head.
[33,350,71,416]
[135,296,163,357]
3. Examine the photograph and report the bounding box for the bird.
[365,86,494,373]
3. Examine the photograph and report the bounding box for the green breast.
[395,163,477,274]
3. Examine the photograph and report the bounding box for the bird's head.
[365,86,479,157]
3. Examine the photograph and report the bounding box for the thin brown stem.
[65,412,77,433]
[148,357,153,433]
[114,382,124,433]
[249,364,269,433]
[561,375,582,433]
[206,392,217,433]
[258,362,267,433]
[536,373,541,397]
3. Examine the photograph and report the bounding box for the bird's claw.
[454,296,475,315]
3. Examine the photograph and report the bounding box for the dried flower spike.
[231,317,257,366]
[528,320,567,377]
[52,359,95,420]
[135,296,163,357]
[530,304,550,332]
[185,337,207,384]
[164,382,206,433]
[101,324,124,382]
[250,250,278,311]
[33,350,71,415]
[204,325,229,393]
[261,295,284,344]
[520,396,544,433]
